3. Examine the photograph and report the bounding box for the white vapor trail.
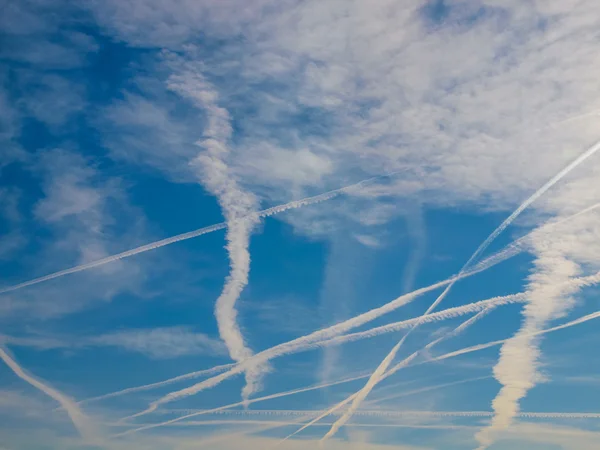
[153,409,600,420]
[317,293,501,441]
[115,302,600,437]
[367,375,491,406]
[321,138,600,441]
[114,198,600,424]
[124,254,507,420]
[89,292,522,408]
[0,173,396,296]
[0,346,95,439]
[113,372,371,436]
[79,363,234,405]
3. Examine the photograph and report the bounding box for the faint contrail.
[114,304,600,437]
[79,363,233,405]
[320,293,526,348]
[113,371,372,436]
[117,240,561,420]
[0,346,95,439]
[276,392,358,446]
[123,257,506,419]
[0,173,397,296]
[321,138,600,441]
[367,375,491,406]
[88,292,521,407]
[152,408,600,420]
[410,137,600,340]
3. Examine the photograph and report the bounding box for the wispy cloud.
[88,327,227,359]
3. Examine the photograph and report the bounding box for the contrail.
[317,298,495,441]
[87,292,522,408]
[113,372,372,436]
[152,408,600,420]
[0,346,95,439]
[412,137,600,338]
[123,256,507,419]
[321,138,600,441]
[114,304,600,437]
[105,239,594,423]
[366,375,491,406]
[79,363,233,405]
[320,293,526,348]
[118,238,572,421]
[0,173,397,297]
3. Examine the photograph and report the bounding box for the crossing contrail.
[321,137,600,442]
[0,173,398,296]
[113,304,600,437]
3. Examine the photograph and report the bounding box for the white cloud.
[0,149,151,323]
[89,327,227,359]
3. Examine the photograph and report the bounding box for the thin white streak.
[0,172,399,296]
[366,376,491,406]
[114,304,600,437]
[153,409,600,420]
[113,372,370,436]
[126,258,500,419]
[92,292,519,408]
[79,363,234,405]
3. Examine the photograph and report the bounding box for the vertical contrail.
[168,71,263,403]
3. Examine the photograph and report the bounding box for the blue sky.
[2,1,600,449]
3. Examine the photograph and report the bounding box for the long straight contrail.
[0,173,397,297]
[86,293,522,411]
[318,295,501,441]
[321,138,600,441]
[113,371,371,436]
[152,408,600,420]
[115,304,600,437]
[333,269,600,439]
[119,237,587,420]
[79,363,234,405]
[0,346,94,439]
[98,204,596,417]
[86,292,523,406]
